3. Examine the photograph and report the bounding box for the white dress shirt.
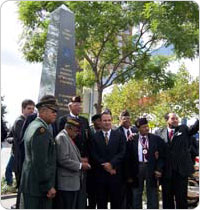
[138,134,149,162]
[123,127,132,141]
[70,112,79,119]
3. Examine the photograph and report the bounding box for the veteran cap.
[135,117,148,128]
[36,95,58,111]
[66,117,80,128]
[71,96,81,103]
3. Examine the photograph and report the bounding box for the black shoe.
[11,204,16,209]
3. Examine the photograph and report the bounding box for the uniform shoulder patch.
[39,127,45,134]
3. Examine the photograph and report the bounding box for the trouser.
[77,171,87,209]
[162,171,188,209]
[86,170,97,209]
[59,190,80,209]
[121,182,133,209]
[96,175,123,209]
[5,155,14,185]
[132,163,158,209]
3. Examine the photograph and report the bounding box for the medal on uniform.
[143,148,148,155]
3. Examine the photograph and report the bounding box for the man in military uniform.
[58,96,92,208]
[20,95,58,209]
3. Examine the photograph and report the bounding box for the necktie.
[142,136,146,145]
[127,130,130,140]
[105,132,109,145]
[169,130,174,141]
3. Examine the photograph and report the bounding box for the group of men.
[4,94,199,209]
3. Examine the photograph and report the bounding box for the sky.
[1,1,199,127]
[1,1,42,127]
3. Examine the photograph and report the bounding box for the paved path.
[1,194,16,209]
[1,143,15,209]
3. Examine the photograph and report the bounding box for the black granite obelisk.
[38,4,76,117]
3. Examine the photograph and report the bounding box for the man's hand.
[154,170,162,179]
[82,162,91,171]
[101,162,116,175]
[46,187,56,199]
[101,162,112,172]
[127,133,137,141]
[109,169,116,175]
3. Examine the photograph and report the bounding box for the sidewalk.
[1,193,16,209]
[1,143,16,209]
[1,142,11,178]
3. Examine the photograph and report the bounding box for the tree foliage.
[17,1,199,112]
[1,96,7,121]
[104,65,198,127]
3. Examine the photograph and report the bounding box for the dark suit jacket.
[117,126,138,141]
[125,133,165,185]
[7,115,25,174]
[155,120,199,178]
[116,126,138,181]
[58,114,92,158]
[91,129,126,181]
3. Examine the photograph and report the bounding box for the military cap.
[135,117,148,128]
[66,117,80,128]
[91,114,101,122]
[36,95,58,111]
[120,110,130,118]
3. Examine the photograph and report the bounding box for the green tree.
[1,96,7,121]
[17,1,199,112]
[165,65,198,117]
[104,65,198,127]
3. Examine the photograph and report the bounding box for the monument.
[38,4,76,117]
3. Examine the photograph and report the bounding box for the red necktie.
[169,130,174,140]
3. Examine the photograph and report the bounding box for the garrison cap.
[135,117,148,128]
[36,95,58,111]
[66,118,80,128]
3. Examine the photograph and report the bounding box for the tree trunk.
[95,87,103,114]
